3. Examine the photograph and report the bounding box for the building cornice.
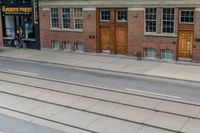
[40,0,200,8]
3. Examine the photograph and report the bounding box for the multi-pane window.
[51,8,59,28]
[62,8,70,29]
[145,8,157,33]
[117,10,127,21]
[101,10,110,21]
[180,10,194,23]
[162,8,175,33]
[75,42,84,52]
[161,49,174,60]
[74,8,83,30]
[63,41,71,51]
[51,40,60,50]
[144,48,156,58]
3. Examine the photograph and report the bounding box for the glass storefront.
[1,0,40,49]
[3,15,34,39]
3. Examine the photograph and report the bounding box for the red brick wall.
[39,7,96,52]
[128,9,177,60]
[0,11,3,48]
[193,10,200,63]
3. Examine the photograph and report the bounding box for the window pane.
[161,49,174,59]
[63,41,71,51]
[162,8,174,33]
[101,10,110,21]
[51,8,59,28]
[51,40,60,50]
[117,10,127,21]
[145,8,157,32]
[74,8,83,30]
[144,48,156,58]
[180,10,194,23]
[62,8,70,29]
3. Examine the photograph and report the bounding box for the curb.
[0,55,200,84]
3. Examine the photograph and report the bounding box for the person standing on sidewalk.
[9,28,23,48]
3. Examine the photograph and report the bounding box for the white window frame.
[75,42,84,52]
[116,9,127,22]
[144,48,156,59]
[62,8,71,29]
[144,8,157,34]
[161,49,174,60]
[179,9,194,24]
[50,8,59,29]
[74,8,83,30]
[63,41,72,51]
[51,40,60,50]
[100,9,111,22]
[161,8,175,35]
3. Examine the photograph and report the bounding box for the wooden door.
[116,26,127,54]
[100,27,110,52]
[178,31,193,58]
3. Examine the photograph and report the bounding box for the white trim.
[128,8,144,11]
[195,8,200,11]
[42,8,50,11]
[83,8,96,11]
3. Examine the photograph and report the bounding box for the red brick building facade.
[39,1,200,62]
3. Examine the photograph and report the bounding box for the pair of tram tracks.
[0,70,199,132]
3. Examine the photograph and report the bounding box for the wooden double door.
[178,30,193,58]
[97,9,128,55]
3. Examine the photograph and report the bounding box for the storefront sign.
[2,7,32,15]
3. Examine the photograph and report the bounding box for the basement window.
[161,49,174,60]
[144,48,156,58]
[63,41,71,51]
[75,42,84,52]
[51,40,60,50]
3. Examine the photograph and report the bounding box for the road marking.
[125,88,181,99]
[7,70,38,76]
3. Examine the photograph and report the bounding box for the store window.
[62,8,70,29]
[51,40,60,50]
[4,16,15,37]
[3,15,34,39]
[144,48,156,58]
[101,10,110,21]
[162,8,175,34]
[74,8,83,30]
[161,49,174,60]
[63,41,71,51]
[51,8,59,28]
[145,8,157,33]
[180,10,194,23]
[117,10,127,22]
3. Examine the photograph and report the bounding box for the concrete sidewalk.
[0,47,200,82]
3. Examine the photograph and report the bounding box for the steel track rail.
[0,70,200,120]
[0,91,183,133]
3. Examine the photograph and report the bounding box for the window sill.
[144,33,177,37]
[50,28,83,32]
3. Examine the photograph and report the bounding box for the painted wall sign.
[2,7,32,15]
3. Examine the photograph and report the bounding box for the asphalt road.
[0,114,65,133]
[0,57,200,102]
